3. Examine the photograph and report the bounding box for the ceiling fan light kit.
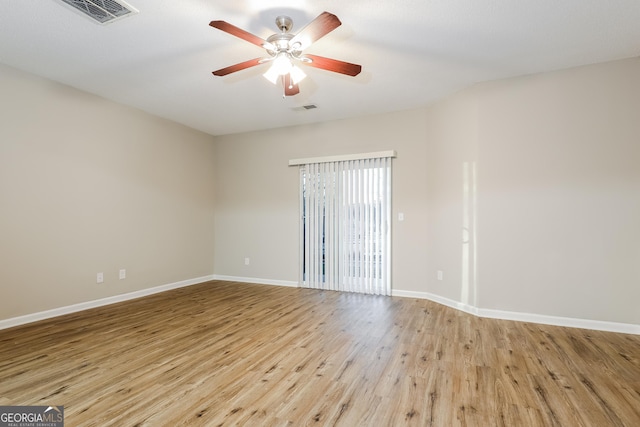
[209,11,362,97]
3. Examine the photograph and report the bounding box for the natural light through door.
[292,152,394,295]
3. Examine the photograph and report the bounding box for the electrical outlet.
[97,272,104,284]
[437,270,444,281]
[244,257,250,266]
[119,269,126,279]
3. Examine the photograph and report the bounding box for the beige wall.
[214,58,640,326]
[0,64,217,321]
[2,56,638,328]
[213,109,430,286]
[475,58,640,324]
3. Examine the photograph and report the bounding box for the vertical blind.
[298,155,392,295]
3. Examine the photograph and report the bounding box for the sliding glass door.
[298,156,392,295]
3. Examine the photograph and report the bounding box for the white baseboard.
[3,275,637,336]
[217,278,639,335]
[0,275,215,331]
[476,307,640,335]
[392,289,640,335]
[212,275,299,288]
[393,289,481,316]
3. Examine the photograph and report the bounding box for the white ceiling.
[1,1,640,136]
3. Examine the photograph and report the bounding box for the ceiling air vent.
[57,0,138,24]
[292,104,318,112]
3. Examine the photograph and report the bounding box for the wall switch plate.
[119,269,126,279]
[97,272,104,284]
[398,212,405,221]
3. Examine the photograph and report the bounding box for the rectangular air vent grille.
[58,0,138,24]
[292,104,318,112]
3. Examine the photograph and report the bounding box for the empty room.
[1,1,639,426]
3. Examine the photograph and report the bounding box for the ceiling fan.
[209,11,362,96]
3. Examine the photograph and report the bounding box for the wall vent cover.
[58,0,138,24]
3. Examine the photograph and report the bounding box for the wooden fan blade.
[283,74,300,96]
[212,58,264,76]
[303,54,362,76]
[289,11,341,50]
[209,20,273,50]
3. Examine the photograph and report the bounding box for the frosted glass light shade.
[263,53,302,85]
[290,65,306,84]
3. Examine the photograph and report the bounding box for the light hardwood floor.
[0,281,638,426]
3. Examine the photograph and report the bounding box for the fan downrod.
[275,15,293,33]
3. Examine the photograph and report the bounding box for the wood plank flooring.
[0,280,639,426]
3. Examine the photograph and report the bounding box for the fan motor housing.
[267,32,294,51]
